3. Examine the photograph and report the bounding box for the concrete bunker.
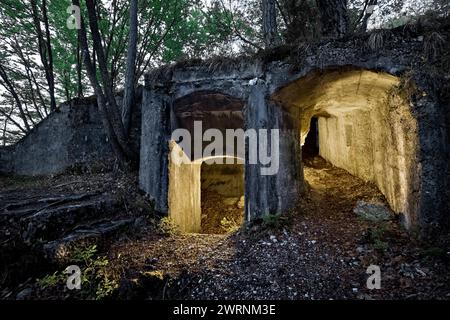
[273,67,420,228]
[168,91,246,233]
[139,34,449,237]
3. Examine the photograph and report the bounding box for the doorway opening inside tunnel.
[200,161,245,234]
[302,117,319,161]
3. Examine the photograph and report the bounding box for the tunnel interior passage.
[201,162,245,234]
[169,91,246,233]
[273,68,420,228]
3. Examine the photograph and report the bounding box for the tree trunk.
[122,0,138,135]
[30,0,57,112]
[0,64,31,132]
[262,0,280,48]
[72,0,127,164]
[359,0,377,33]
[41,0,57,111]
[76,35,83,98]
[316,0,349,38]
[84,0,136,161]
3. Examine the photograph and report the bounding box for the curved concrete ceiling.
[173,91,244,133]
[272,68,400,144]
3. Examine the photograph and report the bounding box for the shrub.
[36,244,118,300]
[158,217,179,236]
[367,224,389,252]
[36,272,65,289]
[262,213,286,229]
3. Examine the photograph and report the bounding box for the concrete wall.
[139,88,170,213]
[245,82,303,218]
[1,94,142,176]
[168,160,202,233]
[140,79,303,231]
[0,100,113,176]
[0,146,15,174]
[272,68,425,230]
[318,94,420,228]
[201,163,244,197]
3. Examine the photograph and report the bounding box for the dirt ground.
[108,157,450,300]
[200,190,244,234]
[1,157,450,300]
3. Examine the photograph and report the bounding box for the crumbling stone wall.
[0,146,14,174]
[0,93,142,176]
[0,99,112,176]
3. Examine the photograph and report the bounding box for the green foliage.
[72,244,118,300]
[36,271,65,289]
[2,0,446,146]
[35,244,118,300]
[72,243,97,264]
[220,217,240,234]
[47,0,82,101]
[0,0,238,145]
[262,213,286,229]
[367,224,389,252]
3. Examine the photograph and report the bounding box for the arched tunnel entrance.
[273,67,420,228]
[168,91,246,234]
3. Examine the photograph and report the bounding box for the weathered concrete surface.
[140,23,449,237]
[0,100,112,176]
[138,88,170,213]
[0,93,142,176]
[168,159,202,233]
[0,146,14,174]
[245,81,303,217]
[201,163,244,197]
[317,78,419,229]
[0,21,447,237]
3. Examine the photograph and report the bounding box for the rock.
[354,201,393,222]
[133,216,146,230]
[237,196,245,209]
[16,288,32,300]
[222,197,239,206]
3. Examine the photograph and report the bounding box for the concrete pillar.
[139,86,170,213]
[245,81,302,220]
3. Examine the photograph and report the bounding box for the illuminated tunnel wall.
[168,92,245,232]
[273,68,420,228]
